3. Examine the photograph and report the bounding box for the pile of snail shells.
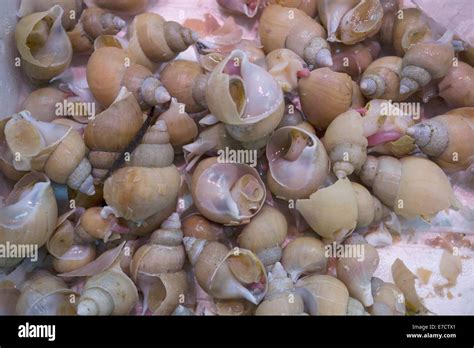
[1,0,473,316]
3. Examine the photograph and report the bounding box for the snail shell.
[268,0,318,18]
[380,8,432,56]
[182,214,223,242]
[124,120,174,168]
[360,56,412,101]
[77,261,138,315]
[157,98,198,151]
[296,178,357,242]
[131,213,185,279]
[399,33,455,95]
[438,62,474,108]
[296,179,386,239]
[371,277,405,315]
[191,157,266,226]
[15,5,73,83]
[319,0,384,45]
[16,271,77,315]
[406,108,474,172]
[266,125,329,200]
[296,274,349,315]
[92,0,149,15]
[184,237,268,304]
[0,173,57,268]
[359,155,459,220]
[160,60,208,113]
[238,205,288,268]
[48,211,97,274]
[102,119,179,223]
[18,0,84,30]
[336,236,379,307]
[323,110,368,178]
[74,206,121,242]
[331,40,381,80]
[84,87,143,180]
[4,111,95,195]
[68,8,126,54]
[126,13,197,71]
[147,271,188,315]
[266,48,305,93]
[103,165,180,223]
[259,4,332,67]
[87,47,171,109]
[298,68,364,130]
[281,237,327,282]
[21,87,69,122]
[206,50,285,143]
[255,262,305,315]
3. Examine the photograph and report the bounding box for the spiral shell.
[323,110,368,178]
[298,68,363,130]
[16,271,77,315]
[238,205,288,268]
[406,108,474,172]
[255,263,305,315]
[296,274,349,315]
[399,33,455,95]
[47,211,97,274]
[360,56,411,101]
[320,0,384,45]
[438,62,474,108]
[84,87,143,180]
[18,0,84,30]
[131,213,185,279]
[380,7,432,56]
[296,179,356,242]
[147,271,188,315]
[281,237,327,282]
[184,237,268,304]
[359,155,459,220]
[126,13,197,71]
[191,157,266,225]
[15,5,73,83]
[206,50,285,143]
[157,98,198,151]
[68,8,126,54]
[267,125,329,200]
[259,4,332,67]
[21,87,69,122]
[182,214,223,242]
[77,261,138,315]
[87,47,171,108]
[4,111,95,195]
[0,173,57,268]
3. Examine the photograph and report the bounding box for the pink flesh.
[367,130,403,147]
[297,68,311,78]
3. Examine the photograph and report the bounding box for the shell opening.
[230,174,265,217]
[228,253,266,298]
